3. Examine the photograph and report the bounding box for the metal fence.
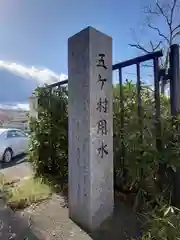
[47,44,180,195]
[112,50,163,166]
[112,44,180,194]
[47,79,68,89]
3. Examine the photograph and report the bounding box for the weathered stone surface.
[68,26,113,231]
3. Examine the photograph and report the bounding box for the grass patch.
[7,177,53,210]
[0,173,11,199]
[0,173,7,185]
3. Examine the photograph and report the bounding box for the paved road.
[0,155,33,182]
[0,199,40,240]
[0,156,43,239]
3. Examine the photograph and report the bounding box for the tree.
[129,0,180,93]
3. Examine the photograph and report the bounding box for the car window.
[15,130,27,137]
[7,130,27,138]
[7,130,17,138]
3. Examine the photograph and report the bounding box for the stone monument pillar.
[68,26,113,231]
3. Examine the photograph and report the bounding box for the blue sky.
[0,0,172,106]
[0,0,152,74]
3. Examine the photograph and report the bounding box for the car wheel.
[3,149,12,163]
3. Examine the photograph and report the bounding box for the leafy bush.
[113,81,180,239]
[28,86,68,184]
[138,204,180,239]
[28,81,180,239]
[29,81,180,199]
[113,81,180,207]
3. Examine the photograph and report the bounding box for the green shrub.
[28,86,68,184]
[138,204,180,239]
[29,81,180,200]
[28,81,180,239]
[113,81,180,208]
[113,81,180,239]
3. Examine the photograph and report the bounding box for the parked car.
[0,128,29,163]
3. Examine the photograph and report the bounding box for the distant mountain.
[0,69,38,103]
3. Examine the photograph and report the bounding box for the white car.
[0,128,29,163]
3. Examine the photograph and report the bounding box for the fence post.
[169,44,180,207]
[170,44,180,116]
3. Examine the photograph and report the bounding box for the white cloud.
[0,60,68,110]
[0,60,68,85]
[0,103,30,111]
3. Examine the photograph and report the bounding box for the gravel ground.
[0,199,40,240]
[21,194,139,240]
[0,158,139,239]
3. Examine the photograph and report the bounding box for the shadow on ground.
[0,153,27,170]
[0,156,139,239]
[0,199,48,240]
[80,198,140,240]
[22,194,139,240]
[59,189,140,239]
